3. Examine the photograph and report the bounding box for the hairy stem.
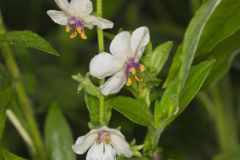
[97,0,105,125]
[0,13,46,160]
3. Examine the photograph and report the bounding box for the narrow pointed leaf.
[44,103,76,160]
[143,41,173,75]
[196,0,240,59]
[107,97,153,126]
[0,31,59,56]
[165,60,215,127]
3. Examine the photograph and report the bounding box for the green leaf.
[85,93,100,127]
[44,103,76,160]
[179,60,215,109]
[158,0,222,128]
[107,97,153,126]
[154,80,179,128]
[143,41,173,75]
[165,60,215,127]
[163,45,182,88]
[0,87,13,138]
[2,149,26,160]
[196,0,240,59]
[0,31,59,56]
[202,30,240,87]
[179,0,221,88]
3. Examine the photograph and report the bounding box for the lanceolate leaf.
[178,0,220,88]
[165,60,215,127]
[44,103,76,160]
[85,93,100,127]
[143,41,173,76]
[196,0,240,59]
[0,31,59,56]
[156,0,221,128]
[2,149,26,160]
[107,97,153,126]
[202,30,240,87]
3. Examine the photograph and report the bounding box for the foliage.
[0,0,240,160]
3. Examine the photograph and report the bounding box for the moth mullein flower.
[72,126,132,160]
[47,0,113,39]
[89,27,150,95]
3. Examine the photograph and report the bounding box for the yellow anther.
[126,78,132,86]
[66,26,71,33]
[140,64,145,72]
[80,32,87,40]
[70,32,77,39]
[131,68,136,75]
[102,135,110,144]
[134,75,142,82]
[77,27,87,40]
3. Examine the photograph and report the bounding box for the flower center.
[96,130,111,144]
[66,17,87,39]
[125,58,145,86]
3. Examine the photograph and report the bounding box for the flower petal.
[70,0,93,17]
[86,143,104,160]
[130,26,150,58]
[100,71,126,96]
[54,0,73,15]
[110,31,131,59]
[72,129,98,155]
[100,126,124,139]
[111,133,132,157]
[102,144,116,160]
[83,15,113,29]
[47,10,68,25]
[89,52,124,79]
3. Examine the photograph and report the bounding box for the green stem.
[0,13,46,160]
[211,84,238,153]
[96,0,105,125]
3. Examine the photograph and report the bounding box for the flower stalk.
[97,0,105,125]
[0,13,46,160]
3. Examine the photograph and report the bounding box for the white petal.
[86,143,104,160]
[83,15,113,29]
[100,71,126,96]
[101,144,116,160]
[100,127,124,139]
[72,129,98,155]
[47,10,68,25]
[111,133,132,157]
[89,52,125,79]
[110,31,131,59]
[54,0,73,15]
[70,0,93,17]
[130,26,150,58]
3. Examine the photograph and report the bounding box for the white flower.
[89,27,150,95]
[72,126,132,160]
[47,0,113,39]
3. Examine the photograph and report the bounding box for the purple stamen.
[66,17,86,38]
[96,130,110,143]
[125,58,140,78]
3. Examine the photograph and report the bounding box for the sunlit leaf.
[0,31,59,56]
